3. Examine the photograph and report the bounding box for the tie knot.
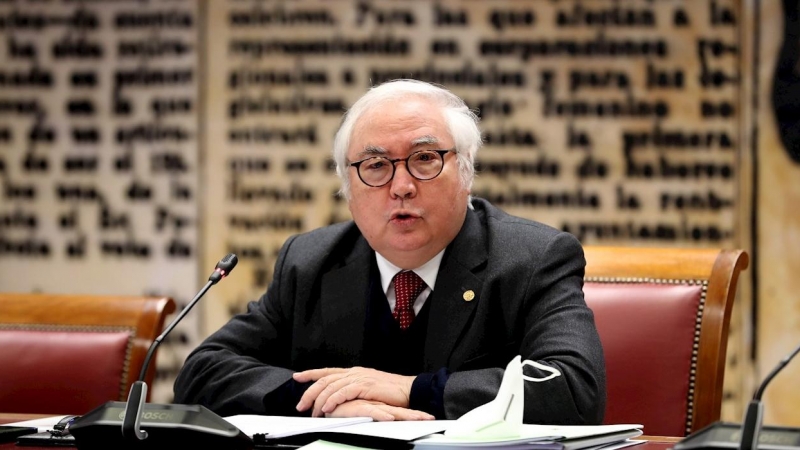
[393,271,426,330]
[394,270,425,294]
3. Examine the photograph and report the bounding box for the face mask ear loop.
[521,359,562,382]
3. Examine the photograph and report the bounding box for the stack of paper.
[223,415,643,450]
[224,415,450,448]
[224,415,373,439]
[413,424,644,450]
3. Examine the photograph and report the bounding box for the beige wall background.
[756,0,800,427]
[0,0,798,427]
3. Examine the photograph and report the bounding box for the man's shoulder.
[466,198,585,272]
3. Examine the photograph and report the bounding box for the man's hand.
[324,399,434,421]
[293,367,421,417]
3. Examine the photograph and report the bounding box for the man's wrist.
[263,378,313,416]
[405,375,416,407]
[409,368,450,419]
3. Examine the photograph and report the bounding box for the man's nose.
[389,162,417,199]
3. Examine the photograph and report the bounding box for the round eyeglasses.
[348,149,455,188]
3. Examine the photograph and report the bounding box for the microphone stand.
[69,254,252,450]
[740,342,800,450]
[674,341,800,450]
[121,276,219,441]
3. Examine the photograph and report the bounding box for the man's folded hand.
[323,399,434,421]
[293,366,427,419]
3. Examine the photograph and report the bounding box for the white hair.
[333,79,482,200]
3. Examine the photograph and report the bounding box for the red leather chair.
[0,293,175,415]
[583,247,748,437]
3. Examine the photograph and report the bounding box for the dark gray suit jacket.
[173,198,606,424]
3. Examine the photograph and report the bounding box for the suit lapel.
[320,238,374,366]
[424,207,487,369]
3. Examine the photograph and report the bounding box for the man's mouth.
[390,211,421,222]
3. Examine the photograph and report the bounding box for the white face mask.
[445,355,563,440]
[521,359,562,383]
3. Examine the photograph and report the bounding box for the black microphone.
[739,342,800,450]
[674,342,800,450]
[69,254,252,450]
[121,253,238,441]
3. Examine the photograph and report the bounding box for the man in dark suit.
[173,79,606,424]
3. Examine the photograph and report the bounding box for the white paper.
[414,424,643,448]
[222,415,372,439]
[323,420,451,440]
[583,439,647,450]
[414,433,561,447]
[223,415,450,441]
[415,443,562,449]
[519,424,643,440]
[561,430,644,450]
[2,415,69,433]
[299,440,371,450]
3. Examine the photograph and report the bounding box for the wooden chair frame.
[583,246,749,435]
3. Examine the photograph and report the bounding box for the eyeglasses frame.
[348,148,456,188]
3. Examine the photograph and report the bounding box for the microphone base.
[69,401,252,450]
[674,421,800,450]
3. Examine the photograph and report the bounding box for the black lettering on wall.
[215,0,741,252]
[0,3,197,262]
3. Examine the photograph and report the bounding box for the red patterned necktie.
[393,271,426,330]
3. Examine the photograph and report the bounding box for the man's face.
[347,96,470,269]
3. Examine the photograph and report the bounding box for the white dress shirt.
[375,250,445,316]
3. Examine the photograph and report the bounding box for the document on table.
[224,415,451,448]
[223,415,642,449]
[558,430,644,450]
[2,416,70,433]
[224,415,448,440]
[223,415,373,439]
[413,423,643,449]
[298,441,371,450]
[315,420,451,440]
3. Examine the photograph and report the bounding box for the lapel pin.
[463,290,475,301]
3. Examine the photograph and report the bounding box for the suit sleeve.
[172,236,302,416]
[442,231,606,425]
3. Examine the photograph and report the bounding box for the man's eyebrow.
[411,136,439,147]
[354,146,387,159]
[352,136,441,159]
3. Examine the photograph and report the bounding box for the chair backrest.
[0,293,176,415]
[582,246,748,437]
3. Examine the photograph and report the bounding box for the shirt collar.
[375,250,445,294]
